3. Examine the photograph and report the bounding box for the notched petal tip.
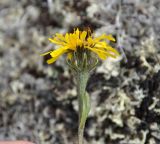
[105,34,116,42]
[47,57,57,64]
[48,38,55,43]
[75,28,80,32]
[40,51,52,56]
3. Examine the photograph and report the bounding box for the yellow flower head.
[41,28,119,65]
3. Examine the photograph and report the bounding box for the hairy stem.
[77,71,90,144]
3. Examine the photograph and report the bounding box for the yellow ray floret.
[41,28,120,64]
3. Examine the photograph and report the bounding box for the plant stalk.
[77,71,90,144]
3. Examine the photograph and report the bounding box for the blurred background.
[0,0,160,144]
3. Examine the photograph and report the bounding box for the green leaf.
[79,92,91,129]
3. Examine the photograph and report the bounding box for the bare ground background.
[0,0,160,144]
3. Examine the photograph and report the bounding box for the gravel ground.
[0,0,160,144]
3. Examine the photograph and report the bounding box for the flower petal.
[55,33,66,41]
[95,43,120,56]
[49,38,66,46]
[47,57,59,64]
[94,34,116,42]
[80,31,87,41]
[65,33,69,43]
[85,46,107,60]
[75,28,80,38]
[46,47,69,64]
[104,34,116,41]
[40,51,52,56]
[50,46,68,57]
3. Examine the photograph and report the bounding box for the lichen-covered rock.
[0,0,160,144]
